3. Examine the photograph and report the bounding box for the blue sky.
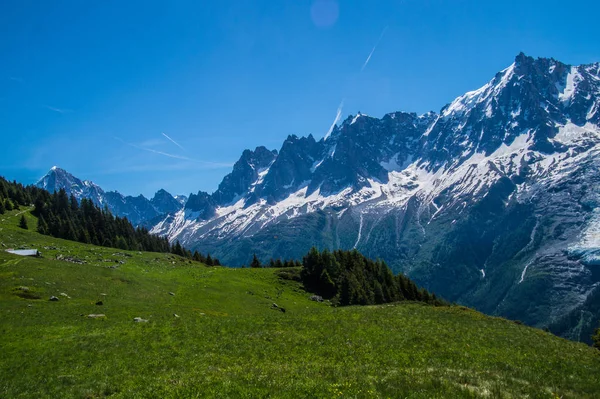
[1,0,599,198]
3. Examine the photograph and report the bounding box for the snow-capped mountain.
[151,53,600,341]
[37,166,106,206]
[36,167,185,226]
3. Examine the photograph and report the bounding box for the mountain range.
[39,53,600,342]
[36,166,187,226]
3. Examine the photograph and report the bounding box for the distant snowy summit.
[36,167,186,227]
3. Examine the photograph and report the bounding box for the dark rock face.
[151,189,182,215]
[185,191,216,220]
[261,135,323,201]
[212,146,277,205]
[310,112,436,195]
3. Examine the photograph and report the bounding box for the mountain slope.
[151,53,600,340]
[36,167,185,226]
[1,209,599,398]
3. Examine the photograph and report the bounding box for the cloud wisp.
[114,137,232,168]
[43,105,73,114]
[361,26,388,72]
[162,132,186,152]
[324,98,345,140]
[324,26,388,140]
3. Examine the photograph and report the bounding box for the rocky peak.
[37,167,105,205]
[421,53,600,167]
[212,146,277,205]
[185,190,216,220]
[259,134,323,202]
[151,189,181,214]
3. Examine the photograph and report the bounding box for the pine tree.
[0,199,4,215]
[205,254,213,266]
[319,269,336,299]
[19,215,28,229]
[593,322,600,350]
[37,215,49,235]
[172,241,184,257]
[116,236,128,250]
[193,251,203,262]
[69,195,79,212]
[5,199,13,211]
[78,228,91,244]
[250,254,262,268]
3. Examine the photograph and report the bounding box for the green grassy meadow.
[1,209,599,398]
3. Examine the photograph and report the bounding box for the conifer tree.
[250,254,262,268]
[5,199,13,211]
[172,241,184,256]
[193,251,203,262]
[0,199,4,215]
[319,269,336,299]
[19,215,28,229]
[78,228,91,244]
[37,215,48,235]
[205,254,213,266]
[116,236,128,250]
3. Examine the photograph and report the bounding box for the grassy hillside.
[1,209,599,398]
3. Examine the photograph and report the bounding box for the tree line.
[247,248,445,307]
[300,247,445,306]
[0,177,34,214]
[0,176,219,264]
[247,254,301,269]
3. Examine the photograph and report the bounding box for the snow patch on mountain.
[559,67,581,104]
[442,63,515,119]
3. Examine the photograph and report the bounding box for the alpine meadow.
[2,1,600,398]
